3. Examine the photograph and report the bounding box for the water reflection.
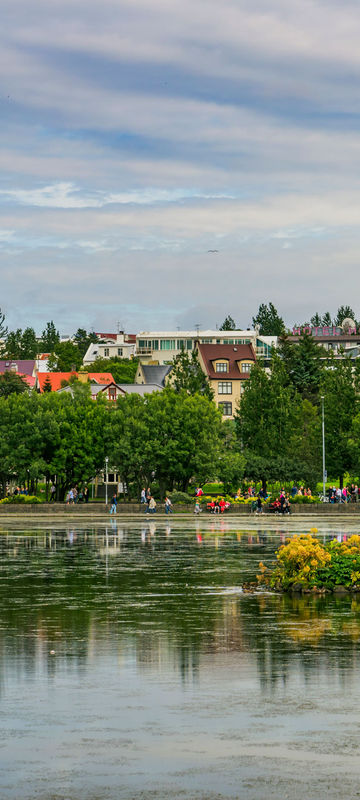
[3,522,360,799]
[1,524,360,691]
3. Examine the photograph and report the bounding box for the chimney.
[78,370,89,383]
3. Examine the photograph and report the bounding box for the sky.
[1,0,360,335]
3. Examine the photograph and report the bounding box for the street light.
[105,456,109,506]
[321,396,326,501]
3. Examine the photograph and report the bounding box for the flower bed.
[258,533,360,592]
[0,495,43,505]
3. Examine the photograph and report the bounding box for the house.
[136,329,275,365]
[58,381,125,401]
[83,332,136,365]
[0,359,37,377]
[196,342,256,419]
[0,359,37,388]
[135,362,172,387]
[37,371,115,392]
[290,319,360,359]
[117,383,163,396]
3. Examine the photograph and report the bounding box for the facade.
[83,332,136,365]
[196,342,256,419]
[290,322,360,357]
[58,381,125,401]
[136,329,275,365]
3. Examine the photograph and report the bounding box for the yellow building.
[196,342,256,420]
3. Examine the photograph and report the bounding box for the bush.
[0,495,42,505]
[258,534,360,591]
[289,495,321,504]
[202,482,224,495]
[168,491,193,505]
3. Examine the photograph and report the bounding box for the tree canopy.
[252,302,285,336]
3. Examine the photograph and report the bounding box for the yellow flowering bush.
[259,533,360,591]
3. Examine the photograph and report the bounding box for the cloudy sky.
[1,0,360,334]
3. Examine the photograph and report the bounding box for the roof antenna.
[194,323,201,335]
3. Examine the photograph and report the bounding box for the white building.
[83,332,136,365]
[136,330,277,365]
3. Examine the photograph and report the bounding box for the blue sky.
[1,0,360,334]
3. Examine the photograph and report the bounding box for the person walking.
[164,496,173,514]
[140,487,146,504]
[49,483,56,502]
[110,493,117,514]
[84,486,89,503]
[148,496,156,514]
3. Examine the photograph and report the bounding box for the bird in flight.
[207,249,219,253]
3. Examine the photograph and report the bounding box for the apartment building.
[136,329,276,365]
[196,342,256,419]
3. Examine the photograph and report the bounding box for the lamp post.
[105,456,109,506]
[321,395,326,501]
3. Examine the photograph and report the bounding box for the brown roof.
[197,343,256,379]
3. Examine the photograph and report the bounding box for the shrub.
[202,482,224,495]
[168,491,193,505]
[258,534,360,590]
[0,495,42,505]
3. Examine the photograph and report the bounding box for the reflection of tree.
[2,527,359,692]
[239,593,360,690]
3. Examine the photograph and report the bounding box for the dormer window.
[215,362,228,373]
[242,362,252,373]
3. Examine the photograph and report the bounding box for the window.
[218,381,232,394]
[218,401,232,416]
[177,340,185,350]
[152,340,159,350]
[215,362,228,373]
[160,339,176,350]
[104,347,109,357]
[223,339,234,345]
[241,362,252,373]
[109,387,117,400]
[201,338,213,343]
[117,347,123,356]
[186,340,192,350]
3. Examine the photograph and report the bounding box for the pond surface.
[2,517,360,799]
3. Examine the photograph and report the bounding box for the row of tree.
[0,386,234,500]
[236,335,360,489]
[219,303,359,336]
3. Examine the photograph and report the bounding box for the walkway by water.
[1,518,360,799]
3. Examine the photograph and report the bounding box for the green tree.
[88,356,138,384]
[41,321,60,352]
[0,308,8,354]
[334,306,356,327]
[322,311,332,327]
[235,356,302,491]
[42,376,53,392]
[110,389,221,497]
[252,302,285,336]
[278,331,326,401]
[310,313,322,327]
[0,372,28,397]
[5,329,23,358]
[73,328,97,358]
[219,315,237,331]
[170,350,213,399]
[48,341,82,372]
[321,358,360,488]
[20,327,38,359]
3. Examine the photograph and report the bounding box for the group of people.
[65,486,89,504]
[328,484,359,503]
[140,487,174,514]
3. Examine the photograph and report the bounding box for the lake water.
[1,517,360,799]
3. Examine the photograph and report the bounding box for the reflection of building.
[136,329,276,365]
[196,342,256,419]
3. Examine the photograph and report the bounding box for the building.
[290,320,360,358]
[37,371,115,392]
[58,381,125,401]
[83,332,136,365]
[135,362,172,387]
[196,342,256,419]
[136,329,275,365]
